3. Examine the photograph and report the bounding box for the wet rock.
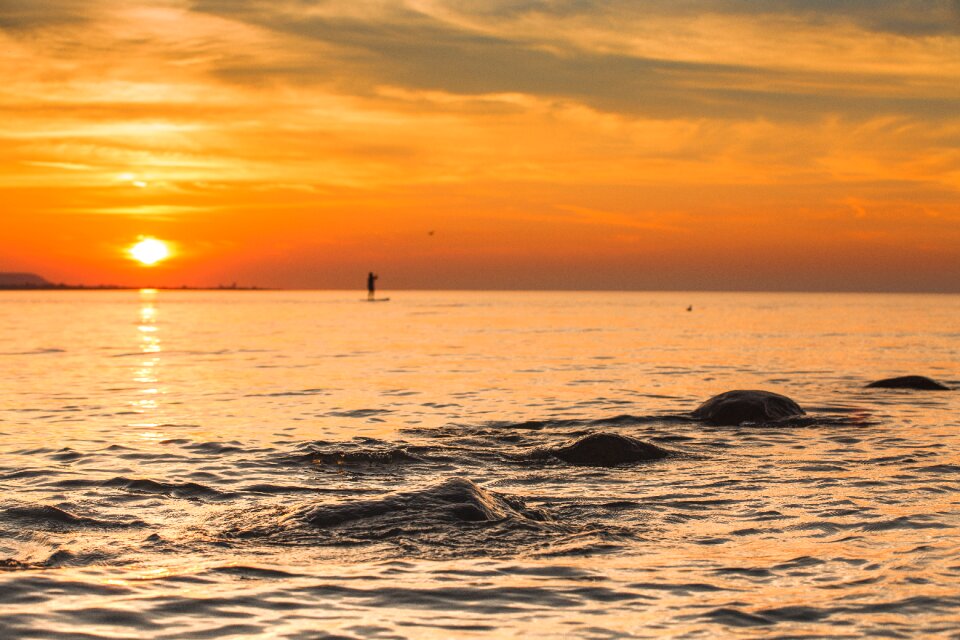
[548,433,670,466]
[865,376,950,391]
[693,390,804,426]
[218,477,563,557]
[294,477,547,528]
[283,441,423,467]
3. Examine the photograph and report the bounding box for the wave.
[482,413,688,432]
[0,504,145,529]
[244,388,328,398]
[325,409,393,418]
[421,408,873,440]
[50,476,234,501]
[0,348,65,356]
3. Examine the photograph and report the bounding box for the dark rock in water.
[549,433,670,466]
[693,390,804,426]
[221,477,563,557]
[865,376,950,391]
[294,477,548,528]
[283,441,423,467]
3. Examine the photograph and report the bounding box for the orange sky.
[1,1,959,290]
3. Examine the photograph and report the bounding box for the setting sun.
[129,238,171,266]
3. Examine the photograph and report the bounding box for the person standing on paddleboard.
[367,272,378,300]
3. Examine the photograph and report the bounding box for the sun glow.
[129,238,171,266]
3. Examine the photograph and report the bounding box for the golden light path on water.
[131,289,165,441]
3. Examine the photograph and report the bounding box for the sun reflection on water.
[130,289,166,440]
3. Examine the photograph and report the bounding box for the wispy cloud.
[0,0,98,31]
[186,0,960,123]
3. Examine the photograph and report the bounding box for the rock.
[295,477,548,528]
[693,390,804,426]
[549,433,670,466]
[865,376,950,391]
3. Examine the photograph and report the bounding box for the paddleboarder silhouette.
[367,272,378,300]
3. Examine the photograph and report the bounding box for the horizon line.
[2,285,960,295]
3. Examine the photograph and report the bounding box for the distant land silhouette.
[0,272,265,291]
[0,272,49,288]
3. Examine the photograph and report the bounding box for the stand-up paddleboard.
[362,298,391,302]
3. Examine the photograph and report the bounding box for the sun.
[129,238,171,266]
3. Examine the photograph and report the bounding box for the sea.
[0,290,958,639]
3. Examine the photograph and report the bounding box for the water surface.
[1,291,958,638]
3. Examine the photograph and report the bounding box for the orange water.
[1,291,958,638]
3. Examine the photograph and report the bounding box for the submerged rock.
[220,477,565,557]
[548,433,670,467]
[293,477,547,528]
[283,440,424,468]
[865,376,950,391]
[693,390,805,426]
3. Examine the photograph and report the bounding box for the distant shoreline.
[0,285,269,291]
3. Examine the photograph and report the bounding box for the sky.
[1,0,958,290]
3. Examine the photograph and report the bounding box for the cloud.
[428,0,960,36]
[705,0,960,36]
[0,0,94,31]
[191,0,960,123]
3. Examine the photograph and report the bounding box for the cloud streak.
[188,0,960,123]
[0,0,95,31]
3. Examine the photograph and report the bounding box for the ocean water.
[0,290,958,639]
